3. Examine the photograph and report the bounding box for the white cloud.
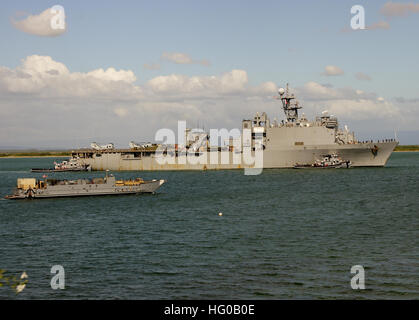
[162,52,193,64]
[295,82,400,120]
[199,59,211,66]
[322,65,344,76]
[0,56,415,148]
[0,56,273,100]
[367,21,391,30]
[355,72,372,81]
[161,52,210,66]
[146,69,250,96]
[0,55,140,98]
[11,7,66,37]
[380,1,419,17]
[0,55,278,147]
[143,63,161,70]
[87,68,136,82]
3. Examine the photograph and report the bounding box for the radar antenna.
[277,84,302,122]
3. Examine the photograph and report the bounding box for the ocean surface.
[0,153,418,299]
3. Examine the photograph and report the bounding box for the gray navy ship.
[70,84,398,171]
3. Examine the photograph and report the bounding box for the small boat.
[294,154,351,169]
[5,172,165,199]
[31,158,91,172]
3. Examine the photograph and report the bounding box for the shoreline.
[0,155,70,159]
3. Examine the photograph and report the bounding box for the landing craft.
[5,173,165,199]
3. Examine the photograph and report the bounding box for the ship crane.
[277,84,302,122]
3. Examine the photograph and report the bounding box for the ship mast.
[278,83,302,122]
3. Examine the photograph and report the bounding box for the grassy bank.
[394,145,419,152]
[0,151,71,158]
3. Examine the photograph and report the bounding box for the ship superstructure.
[71,84,398,171]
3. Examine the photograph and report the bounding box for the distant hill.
[0,150,71,157]
[0,146,32,150]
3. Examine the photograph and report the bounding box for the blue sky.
[0,1,418,147]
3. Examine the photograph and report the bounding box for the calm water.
[0,153,418,299]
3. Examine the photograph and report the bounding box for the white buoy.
[218,212,223,216]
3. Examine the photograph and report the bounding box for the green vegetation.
[0,150,71,158]
[394,145,419,152]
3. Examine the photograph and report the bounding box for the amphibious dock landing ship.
[70,84,398,171]
[5,173,165,199]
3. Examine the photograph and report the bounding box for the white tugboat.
[294,153,351,169]
[31,157,91,172]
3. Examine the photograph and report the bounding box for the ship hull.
[73,141,397,171]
